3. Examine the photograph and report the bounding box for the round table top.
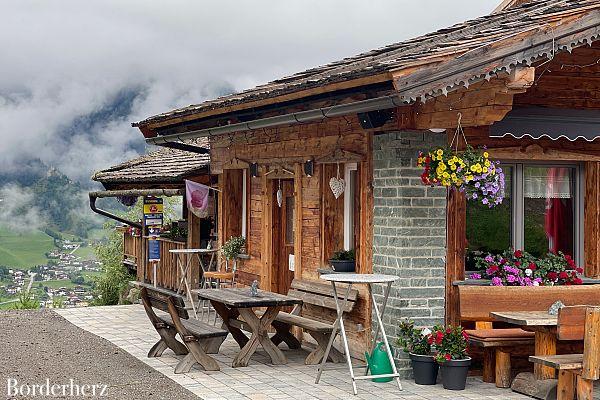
[320,273,398,284]
[169,248,218,254]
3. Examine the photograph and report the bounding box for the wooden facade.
[123,0,600,356]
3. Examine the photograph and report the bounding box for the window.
[343,163,357,250]
[466,163,583,267]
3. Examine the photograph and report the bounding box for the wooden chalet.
[91,139,216,291]
[96,0,600,373]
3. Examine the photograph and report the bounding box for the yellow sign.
[143,203,163,214]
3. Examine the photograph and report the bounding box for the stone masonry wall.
[372,130,447,377]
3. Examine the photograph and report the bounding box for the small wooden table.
[192,288,302,367]
[491,311,559,399]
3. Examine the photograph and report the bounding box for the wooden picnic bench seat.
[134,281,228,373]
[269,279,359,365]
[530,306,600,400]
[459,285,536,387]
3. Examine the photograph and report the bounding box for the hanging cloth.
[185,180,211,218]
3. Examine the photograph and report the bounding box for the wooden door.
[271,180,295,294]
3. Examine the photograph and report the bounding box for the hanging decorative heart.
[329,177,345,199]
[276,188,283,207]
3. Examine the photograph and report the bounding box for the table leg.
[365,281,392,375]
[369,282,402,391]
[210,301,249,348]
[534,330,557,380]
[315,282,356,395]
[235,307,285,367]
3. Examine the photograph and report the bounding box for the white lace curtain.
[524,167,573,199]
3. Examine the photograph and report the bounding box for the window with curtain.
[466,163,581,269]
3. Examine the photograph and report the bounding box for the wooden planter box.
[457,283,600,322]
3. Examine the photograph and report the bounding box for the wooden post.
[534,330,557,380]
[584,161,600,278]
[293,163,303,278]
[261,170,273,290]
[445,187,466,326]
[358,131,374,274]
[187,208,201,289]
[557,371,575,400]
[495,349,512,388]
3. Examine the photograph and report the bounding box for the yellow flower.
[465,174,473,181]
[483,151,489,158]
[437,149,443,157]
[470,165,476,172]
[483,167,488,173]
[443,172,450,179]
[450,164,456,171]
[484,160,491,167]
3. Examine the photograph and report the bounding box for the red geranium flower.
[559,271,569,280]
[548,272,558,281]
[576,267,584,274]
[528,263,537,271]
[514,250,523,258]
[573,278,583,285]
[445,354,451,361]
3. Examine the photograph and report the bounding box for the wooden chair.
[269,279,358,365]
[530,306,600,400]
[136,281,228,373]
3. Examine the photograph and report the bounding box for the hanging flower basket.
[417,146,505,207]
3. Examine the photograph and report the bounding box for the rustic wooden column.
[445,187,466,326]
[187,208,201,289]
[293,163,303,278]
[584,161,600,278]
[358,131,374,275]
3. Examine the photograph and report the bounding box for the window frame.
[343,162,357,251]
[504,161,584,265]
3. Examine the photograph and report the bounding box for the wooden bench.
[458,284,600,388]
[459,285,536,387]
[135,281,228,373]
[269,279,359,365]
[530,306,600,400]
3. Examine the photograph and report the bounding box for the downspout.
[89,193,142,229]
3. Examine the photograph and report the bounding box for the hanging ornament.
[329,163,345,199]
[276,179,283,207]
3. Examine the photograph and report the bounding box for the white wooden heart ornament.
[329,177,345,199]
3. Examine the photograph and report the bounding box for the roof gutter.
[145,94,404,145]
[88,189,184,229]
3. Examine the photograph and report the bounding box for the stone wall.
[371,130,447,376]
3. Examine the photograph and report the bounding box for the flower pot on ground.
[431,325,470,390]
[410,353,439,385]
[329,249,355,272]
[397,320,438,385]
[439,357,472,390]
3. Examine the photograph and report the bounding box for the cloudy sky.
[0,0,499,184]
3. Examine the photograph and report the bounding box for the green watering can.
[365,342,393,382]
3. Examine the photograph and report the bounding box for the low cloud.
[0,0,498,184]
[0,184,43,232]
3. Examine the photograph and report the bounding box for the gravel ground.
[0,310,198,400]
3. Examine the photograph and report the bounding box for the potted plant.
[329,249,355,272]
[222,236,246,260]
[431,325,471,390]
[397,320,438,385]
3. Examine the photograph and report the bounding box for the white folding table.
[169,248,217,318]
[315,273,401,395]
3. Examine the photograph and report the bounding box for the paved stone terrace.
[55,305,530,400]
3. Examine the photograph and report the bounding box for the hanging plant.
[417,146,505,207]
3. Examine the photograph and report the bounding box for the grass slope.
[0,226,55,269]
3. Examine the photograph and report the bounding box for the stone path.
[53,304,537,400]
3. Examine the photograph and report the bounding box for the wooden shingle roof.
[92,138,209,184]
[134,0,600,129]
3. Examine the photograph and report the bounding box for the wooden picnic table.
[192,287,302,367]
[491,311,560,400]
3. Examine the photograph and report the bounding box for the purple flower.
[482,198,489,205]
[469,273,482,280]
[491,277,503,286]
[484,255,494,263]
[506,274,517,283]
[472,193,478,199]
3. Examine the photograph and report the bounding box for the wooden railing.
[121,230,186,291]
